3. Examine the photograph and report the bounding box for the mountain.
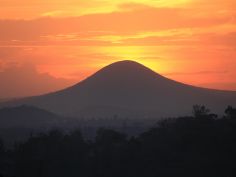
[1,60,236,118]
[0,105,62,128]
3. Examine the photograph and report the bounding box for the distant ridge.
[1,60,236,118]
[0,105,61,128]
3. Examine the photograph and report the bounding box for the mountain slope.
[1,60,236,118]
[0,105,62,128]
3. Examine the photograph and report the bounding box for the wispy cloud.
[0,5,233,46]
[165,70,229,76]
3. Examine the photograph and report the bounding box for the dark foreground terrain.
[0,105,236,177]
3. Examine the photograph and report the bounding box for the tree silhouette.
[0,138,4,177]
[192,105,210,118]
[0,106,236,177]
[225,106,236,118]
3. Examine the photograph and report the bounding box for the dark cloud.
[0,64,76,98]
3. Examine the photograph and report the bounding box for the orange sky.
[0,0,236,98]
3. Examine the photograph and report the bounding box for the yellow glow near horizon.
[98,46,169,73]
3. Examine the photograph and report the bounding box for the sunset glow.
[0,0,236,98]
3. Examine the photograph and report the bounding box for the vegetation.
[0,105,236,177]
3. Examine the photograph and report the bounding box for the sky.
[0,0,236,98]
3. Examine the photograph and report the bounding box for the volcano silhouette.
[2,60,236,118]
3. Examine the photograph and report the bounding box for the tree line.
[0,105,236,177]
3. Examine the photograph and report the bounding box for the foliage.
[0,106,236,177]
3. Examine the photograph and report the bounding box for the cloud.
[0,45,121,81]
[0,0,104,19]
[115,31,236,46]
[165,70,228,76]
[0,0,235,92]
[0,5,232,46]
[118,2,152,11]
[0,0,194,19]
[0,64,76,98]
[200,82,236,91]
[203,32,236,46]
